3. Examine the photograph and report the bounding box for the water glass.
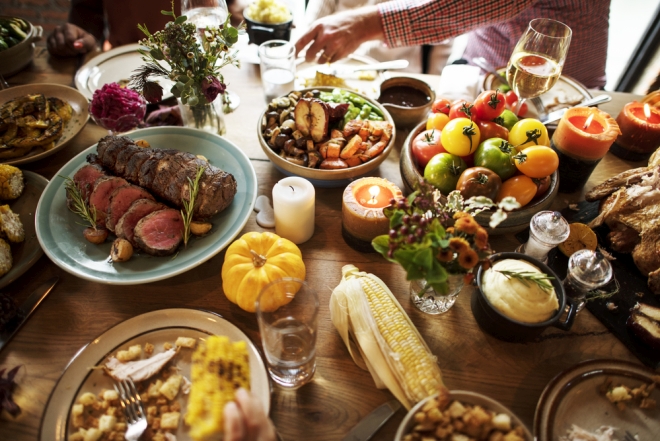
[181,0,228,30]
[258,40,296,103]
[256,278,318,389]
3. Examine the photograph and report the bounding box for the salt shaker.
[563,249,612,312]
[517,211,570,263]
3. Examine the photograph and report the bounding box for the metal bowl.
[0,16,43,77]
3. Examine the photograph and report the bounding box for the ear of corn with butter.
[330,264,446,410]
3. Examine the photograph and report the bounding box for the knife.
[318,60,409,77]
[342,400,402,441]
[0,277,59,352]
[541,94,612,125]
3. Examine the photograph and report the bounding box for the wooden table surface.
[0,47,656,441]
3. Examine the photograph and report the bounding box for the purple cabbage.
[90,83,146,132]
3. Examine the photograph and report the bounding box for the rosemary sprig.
[496,269,555,292]
[181,165,206,247]
[61,176,97,229]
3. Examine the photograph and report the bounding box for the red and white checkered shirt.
[378,0,610,89]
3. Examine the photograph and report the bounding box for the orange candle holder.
[342,177,402,252]
[550,107,620,192]
[611,101,660,161]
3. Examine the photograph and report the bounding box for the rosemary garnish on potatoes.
[62,176,97,229]
[496,269,555,292]
[181,166,206,247]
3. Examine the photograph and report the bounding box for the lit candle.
[272,177,315,244]
[612,101,660,160]
[550,106,620,192]
[342,177,402,252]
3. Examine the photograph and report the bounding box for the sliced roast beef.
[88,176,128,228]
[106,185,155,232]
[72,163,105,202]
[134,208,184,256]
[115,199,168,246]
[97,135,134,169]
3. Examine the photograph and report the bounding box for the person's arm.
[47,0,102,56]
[69,0,105,42]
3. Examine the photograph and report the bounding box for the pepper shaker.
[517,211,570,264]
[563,249,612,312]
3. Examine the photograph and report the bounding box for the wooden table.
[0,47,655,440]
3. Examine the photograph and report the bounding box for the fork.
[114,378,148,441]
[623,430,637,441]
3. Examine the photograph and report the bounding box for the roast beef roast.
[134,208,184,256]
[106,185,155,233]
[72,163,106,202]
[88,176,128,228]
[115,199,168,246]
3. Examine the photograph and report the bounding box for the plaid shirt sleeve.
[378,0,536,48]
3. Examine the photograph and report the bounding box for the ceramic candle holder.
[341,177,402,252]
[611,101,660,161]
[550,107,620,192]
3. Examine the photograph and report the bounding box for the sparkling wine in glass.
[506,18,572,112]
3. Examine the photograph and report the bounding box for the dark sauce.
[378,86,430,108]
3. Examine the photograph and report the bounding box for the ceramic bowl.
[257,87,396,188]
[395,390,532,441]
[472,252,577,342]
[244,9,293,46]
[0,16,43,77]
[399,121,558,235]
[377,76,434,129]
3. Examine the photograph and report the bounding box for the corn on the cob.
[0,238,11,277]
[0,165,23,200]
[0,205,23,243]
[330,264,446,410]
[185,336,250,440]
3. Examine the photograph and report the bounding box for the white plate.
[295,54,384,99]
[40,308,271,441]
[35,127,257,285]
[0,84,89,165]
[534,359,660,441]
[75,44,176,102]
[0,171,47,289]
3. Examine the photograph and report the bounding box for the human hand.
[47,23,97,57]
[294,5,383,64]
[224,388,277,441]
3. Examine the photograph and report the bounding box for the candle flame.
[583,113,595,130]
[644,103,652,120]
[367,185,380,204]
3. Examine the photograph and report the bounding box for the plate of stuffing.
[0,166,47,289]
[534,359,660,441]
[40,308,270,441]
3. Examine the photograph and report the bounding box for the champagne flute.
[506,18,572,115]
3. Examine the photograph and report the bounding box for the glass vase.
[178,97,226,136]
[410,274,465,315]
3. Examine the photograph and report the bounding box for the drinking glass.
[256,278,318,389]
[506,18,572,113]
[181,0,228,31]
[258,40,296,103]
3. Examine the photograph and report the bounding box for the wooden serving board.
[516,201,660,369]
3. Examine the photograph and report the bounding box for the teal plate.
[35,127,257,285]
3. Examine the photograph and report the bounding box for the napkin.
[435,64,482,103]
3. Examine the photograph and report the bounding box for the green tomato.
[509,118,550,149]
[474,138,517,181]
[423,153,468,195]
[496,109,518,131]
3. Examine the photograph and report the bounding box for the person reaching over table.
[224,388,278,441]
[295,0,611,89]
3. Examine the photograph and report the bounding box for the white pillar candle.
[272,177,315,244]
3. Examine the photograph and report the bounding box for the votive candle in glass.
[611,101,660,161]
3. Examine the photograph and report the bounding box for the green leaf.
[404,265,426,281]
[171,87,181,98]
[425,260,448,284]
[188,95,199,106]
[412,247,433,270]
[175,81,186,90]
[371,235,392,259]
[178,75,190,83]
[150,48,164,60]
[175,15,187,24]
[161,10,174,16]
[389,210,403,229]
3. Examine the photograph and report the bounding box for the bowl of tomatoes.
[400,90,559,235]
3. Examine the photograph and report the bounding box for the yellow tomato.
[508,118,550,149]
[514,145,559,178]
[426,112,449,131]
[440,117,481,156]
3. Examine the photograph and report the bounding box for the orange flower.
[474,227,489,249]
[446,227,455,235]
[463,273,475,285]
[453,211,469,220]
[437,249,455,262]
[458,249,479,269]
[449,237,470,253]
[454,215,479,234]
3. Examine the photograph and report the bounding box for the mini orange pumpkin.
[221,232,306,312]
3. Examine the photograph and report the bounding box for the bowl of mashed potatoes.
[471,252,578,342]
[244,0,293,45]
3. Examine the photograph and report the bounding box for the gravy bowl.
[377,76,434,129]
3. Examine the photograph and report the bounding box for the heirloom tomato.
[476,120,509,142]
[513,145,559,178]
[496,109,518,131]
[473,89,506,121]
[456,167,502,200]
[432,97,451,114]
[412,129,444,169]
[496,175,537,206]
[441,118,481,156]
[504,91,528,117]
[473,138,517,181]
[533,175,551,199]
[424,153,468,195]
[509,118,550,148]
[448,100,474,120]
[426,112,450,131]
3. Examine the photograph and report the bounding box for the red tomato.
[504,91,528,117]
[514,145,559,178]
[476,120,509,142]
[412,129,445,169]
[496,175,537,206]
[473,90,506,121]
[533,175,551,199]
[432,97,452,114]
[448,100,474,120]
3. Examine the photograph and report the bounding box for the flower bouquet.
[372,180,520,314]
